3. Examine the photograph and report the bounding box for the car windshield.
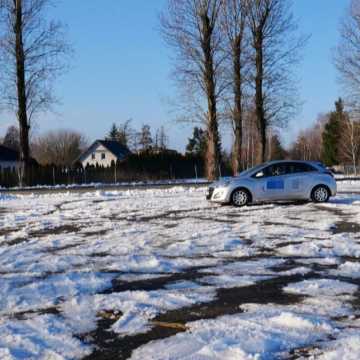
[237,164,265,177]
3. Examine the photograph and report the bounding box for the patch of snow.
[316,332,360,360]
[284,279,358,297]
[131,309,333,360]
[331,261,360,278]
[61,286,217,337]
[0,314,92,359]
[0,193,17,201]
[199,274,271,288]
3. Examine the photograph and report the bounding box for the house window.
[101,153,106,160]
[91,153,96,160]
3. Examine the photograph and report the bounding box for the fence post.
[52,166,56,186]
[194,164,198,182]
[114,163,117,184]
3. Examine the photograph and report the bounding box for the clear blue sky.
[0,0,350,151]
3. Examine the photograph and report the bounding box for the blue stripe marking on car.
[267,180,284,190]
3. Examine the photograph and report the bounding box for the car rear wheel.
[311,185,330,203]
[231,189,250,207]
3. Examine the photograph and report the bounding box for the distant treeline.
[0,151,232,188]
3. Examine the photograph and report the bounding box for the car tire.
[311,185,330,203]
[231,188,250,207]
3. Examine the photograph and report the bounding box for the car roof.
[262,160,322,166]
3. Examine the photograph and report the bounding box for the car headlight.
[215,179,231,188]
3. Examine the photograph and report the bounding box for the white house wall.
[81,144,118,167]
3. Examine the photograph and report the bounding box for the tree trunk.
[232,35,243,175]
[201,12,220,181]
[15,0,30,186]
[254,34,266,163]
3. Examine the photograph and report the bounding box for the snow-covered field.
[1,183,360,359]
[337,179,360,192]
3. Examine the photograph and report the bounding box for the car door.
[252,163,287,201]
[284,163,316,199]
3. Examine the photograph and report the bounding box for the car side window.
[253,164,289,178]
[292,163,317,173]
[304,164,317,172]
[269,164,288,177]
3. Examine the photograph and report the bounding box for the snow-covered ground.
[1,185,360,359]
[337,179,360,192]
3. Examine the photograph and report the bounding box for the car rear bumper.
[330,180,337,197]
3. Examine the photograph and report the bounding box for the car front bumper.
[206,186,230,203]
[206,186,214,200]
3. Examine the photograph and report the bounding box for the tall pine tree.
[108,123,119,141]
[186,127,207,156]
[322,98,345,166]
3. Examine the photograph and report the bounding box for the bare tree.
[335,0,360,113]
[138,124,153,151]
[160,0,225,180]
[340,116,360,175]
[241,107,259,168]
[246,0,306,163]
[0,0,71,185]
[289,131,311,161]
[33,129,87,167]
[155,126,169,150]
[289,114,328,161]
[333,1,360,174]
[220,0,249,175]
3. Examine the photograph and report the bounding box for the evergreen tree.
[186,127,207,156]
[108,123,119,141]
[2,125,20,152]
[107,120,133,148]
[322,98,345,166]
[268,134,287,160]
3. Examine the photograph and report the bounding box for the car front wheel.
[311,186,330,203]
[231,189,250,207]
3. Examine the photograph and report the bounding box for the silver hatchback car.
[206,160,337,206]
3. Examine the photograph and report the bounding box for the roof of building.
[96,140,131,158]
[77,140,131,163]
[0,145,19,162]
